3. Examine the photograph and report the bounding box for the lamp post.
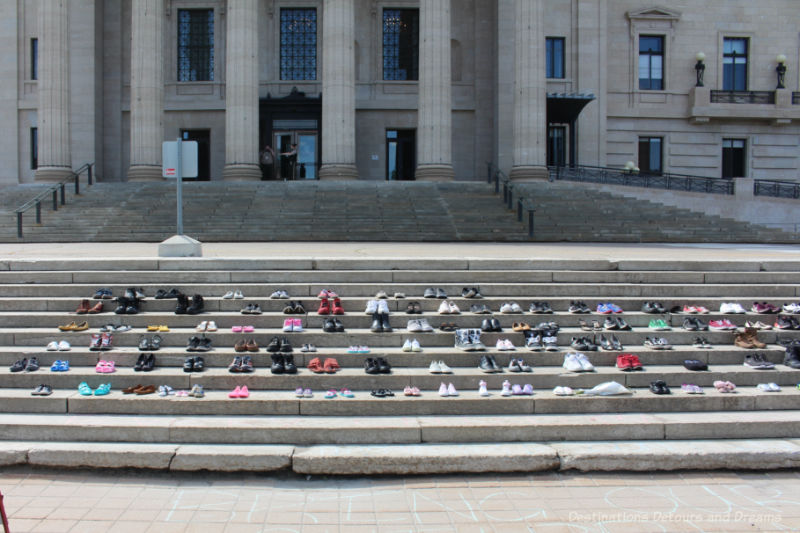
[776,54,787,89]
[695,52,706,87]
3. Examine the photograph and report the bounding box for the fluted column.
[319,0,358,180]
[510,0,548,181]
[35,0,71,182]
[223,0,261,180]
[128,0,165,181]
[415,0,454,181]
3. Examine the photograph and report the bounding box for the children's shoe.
[438,382,449,397]
[324,389,337,399]
[94,383,111,396]
[339,388,354,398]
[501,380,512,397]
[447,383,458,397]
[478,380,489,397]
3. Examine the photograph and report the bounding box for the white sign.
[162,141,198,178]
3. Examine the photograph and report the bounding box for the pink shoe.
[94,360,107,373]
[231,325,243,333]
[283,319,293,332]
[228,386,242,398]
[292,319,303,332]
[104,361,116,373]
[239,385,249,398]
[242,325,255,333]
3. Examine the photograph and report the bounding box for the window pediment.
[627,7,682,22]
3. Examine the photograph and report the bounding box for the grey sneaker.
[525,333,543,351]
[469,329,486,351]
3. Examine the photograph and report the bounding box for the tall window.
[382,9,419,81]
[723,38,748,91]
[31,38,38,81]
[30,128,37,170]
[638,137,662,175]
[177,9,214,81]
[546,37,565,79]
[280,8,317,80]
[722,139,746,178]
[638,35,663,90]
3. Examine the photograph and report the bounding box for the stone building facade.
[1,0,798,186]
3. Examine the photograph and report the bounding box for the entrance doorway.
[180,129,210,180]
[386,129,416,180]
[274,129,318,180]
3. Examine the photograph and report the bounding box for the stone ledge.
[27,442,177,469]
[170,444,294,472]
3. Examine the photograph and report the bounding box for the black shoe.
[570,337,587,350]
[364,358,379,375]
[183,356,196,372]
[134,353,147,371]
[25,357,39,372]
[192,356,204,372]
[10,358,27,372]
[175,294,189,314]
[376,357,391,374]
[784,346,800,369]
[480,319,492,332]
[166,288,183,299]
[649,380,670,395]
[240,356,254,373]
[334,318,345,332]
[114,297,129,314]
[490,318,502,332]
[186,336,200,352]
[479,355,494,373]
[488,355,501,372]
[125,299,140,314]
[584,336,598,351]
[371,314,382,332]
[143,353,155,372]
[195,337,212,352]
[642,301,658,314]
[228,356,242,373]
[283,354,297,374]
[270,354,284,374]
[381,314,392,332]
[323,319,337,332]
[155,289,168,299]
[124,288,136,300]
[187,295,204,315]
[280,337,293,353]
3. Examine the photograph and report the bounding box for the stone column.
[510,0,548,181]
[128,0,165,181]
[415,0,454,181]
[223,0,262,180]
[35,0,72,182]
[319,0,358,180]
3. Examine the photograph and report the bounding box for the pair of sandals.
[138,335,162,351]
[649,380,671,395]
[713,380,736,393]
[307,357,339,374]
[681,383,704,394]
[186,336,212,352]
[100,324,131,333]
[439,322,458,332]
[405,301,423,314]
[282,301,306,314]
[133,353,156,372]
[79,382,110,396]
[324,388,354,399]
[50,360,70,372]
[95,360,116,373]
[370,389,395,397]
[183,356,205,372]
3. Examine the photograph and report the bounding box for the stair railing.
[486,162,536,237]
[13,162,95,238]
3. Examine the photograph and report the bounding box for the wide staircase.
[1,180,794,243]
[1,257,800,473]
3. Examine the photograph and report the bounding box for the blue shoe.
[596,303,610,314]
[94,383,111,396]
[78,382,93,396]
[50,360,62,372]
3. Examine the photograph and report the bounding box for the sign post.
[159,139,201,257]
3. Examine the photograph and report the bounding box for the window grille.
[178,9,214,82]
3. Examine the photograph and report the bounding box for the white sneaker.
[429,360,442,373]
[419,319,434,332]
[447,383,458,396]
[719,302,731,313]
[576,352,595,372]
[504,339,516,351]
[511,302,523,313]
[563,352,583,372]
[448,301,460,314]
[46,341,58,351]
[195,321,208,332]
[407,320,422,332]
[411,339,422,352]
[730,303,746,314]
[438,301,451,314]
[438,382,449,396]
[402,339,413,352]
[222,291,234,299]
[501,380,512,397]
[438,360,452,373]
[543,335,559,351]
[277,290,288,299]
[206,321,218,332]
[500,302,513,313]
[553,386,574,396]
[377,300,390,315]
[496,339,507,351]
[270,290,282,298]
[478,380,489,397]
[234,290,245,299]
[282,319,293,332]
[365,300,378,314]
[58,340,71,351]
[783,303,800,314]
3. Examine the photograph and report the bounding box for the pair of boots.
[454,329,485,351]
[114,297,140,314]
[734,327,766,349]
[370,313,392,332]
[176,294,204,315]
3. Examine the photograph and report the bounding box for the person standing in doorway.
[280,143,298,180]
[259,144,275,180]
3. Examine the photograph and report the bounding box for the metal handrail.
[14,162,94,238]
[754,179,800,200]
[486,162,536,237]
[551,164,734,195]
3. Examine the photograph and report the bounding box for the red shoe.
[323,358,340,373]
[317,298,330,315]
[307,357,324,373]
[616,354,632,370]
[627,354,643,370]
[332,298,344,315]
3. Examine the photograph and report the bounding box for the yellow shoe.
[73,321,89,331]
[147,325,159,332]
[158,325,170,332]
[58,321,77,331]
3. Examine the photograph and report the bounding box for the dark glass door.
[180,129,210,181]
[386,129,416,180]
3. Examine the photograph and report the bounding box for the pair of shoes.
[508,382,534,396]
[322,318,345,332]
[347,345,370,354]
[744,320,772,330]
[194,321,217,332]
[470,304,491,314]
[683,359,708,371]
[10,357,38,372]
[241,303,262,315]
[508,358,532,372]
[681,383,704,394]
[496,339,516,351]
[499,302,523,313]
[438,383,459,397]
[481,318,502,332]
[462,287,481,298]
[455,329,485,351]
[50,360,70,372]
[282,318,304,332]
[223,289,245,299]
[93,288,113,299]
[644,337,671,350]
[134,353,156,372]
[58,321,89,332]
[114,297,140,315]
[317,289,339,299]
[186,336,212,352]
[234,339,259,352]
[692,337,713,348]
[228,385,250,399]
[231,325,255,333]
[270,290,290,299]
[735,328,766,349]
[89,333,113,351]
[579,319,601,332]
[99,324,131,333]
[146,325,170,333]
[121,384,153,395]
[438,300,460,314]
[365,300,390,314]
[616,354,643,371]
[649,380,671,395]
[295,387,313,398]
[176,294,204,315]
[563,352,594,372]
[325,388,355,399]
[76,299,104,314]
[283,301,306,314]
[157,385,176,397]
[597,302,623,314]
[402,339,422,352]
[713,380,736,393]
[774,315,800,330]
[407,319,434,332]
[370,313,392,332]
[512,322,531,332]
[229,355,255,373]
[31,384,53,396]
[138,335,162,351]
[757,383,781,392]
[365,357,391,374]
[782,302,800,314]
[307,357,337,374]
[78,382,111,396]
[682,317,707,331]
[266,336,293,353]
[154,288,183,299]
[318,298,345,315]
[479,355,501,373]
[404,385,422,396]
[709,319,737,331]
[529,301,552,313]
[375,290,388,299]
[300,343,316,352]
[603,316,630,330]
[744,353,775,369]
[568,301,591,313]
[405,301,422,314]
[641,301,666,314]
[553,386,574,396]
[269,353,298,374]
[720,302,746,314]
[370,388,395,397]
[428,360,452,373]
[649,319,671,330]
[123,288,146,300]
[752,302,780,313]
[423,287,447,299]
[680,304,710,314]
[524,332,544,351]
[46,341,71,351]
[183,356,205,372]
[95,360,116,373]
[439,322,458,331]
[570,336,598,351]
[598,335,623,351]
